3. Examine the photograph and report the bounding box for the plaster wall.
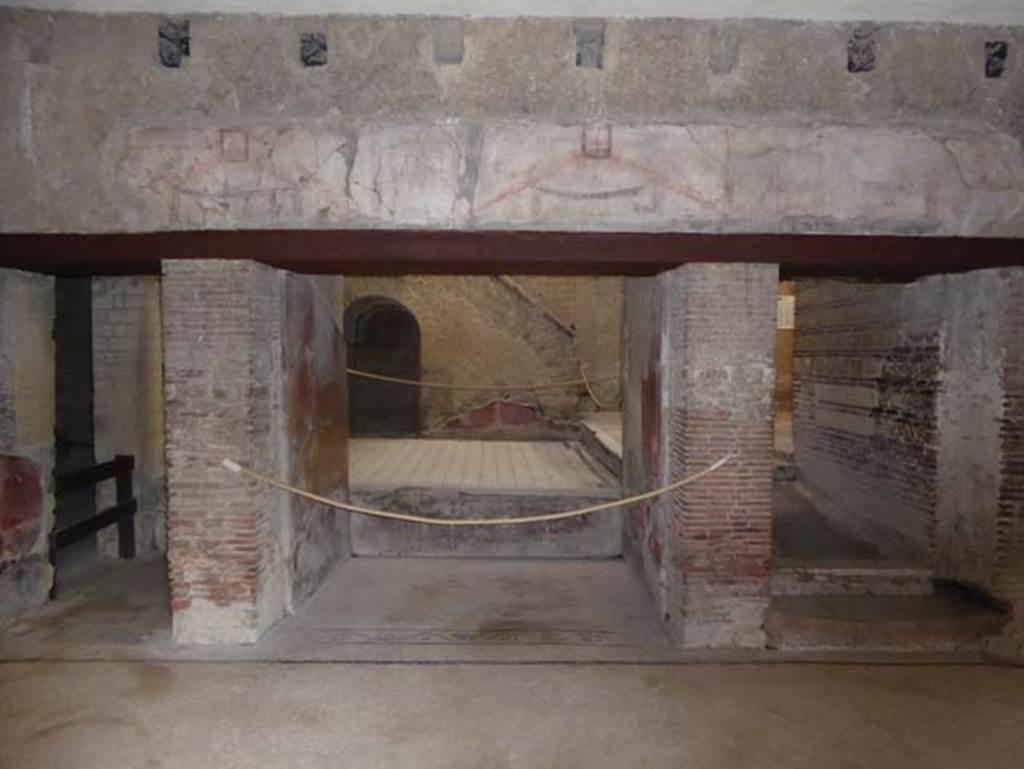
[622,276,668,615]
[794,269,1024,612]
[4,1,1024,25]
[1,12,1023,244]
[282,273,349,606]
[0,269,54,625]
[996,270,1024,649]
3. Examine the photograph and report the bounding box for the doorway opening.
[51,277,99,593]
[21,275,171,648]
[345,296,421,437]
[766,276,1007,650]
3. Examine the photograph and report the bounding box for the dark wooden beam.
[0,229,1020,278]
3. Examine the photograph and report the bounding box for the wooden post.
[115,454,136,559]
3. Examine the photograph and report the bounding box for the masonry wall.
[996,271,1024,644]
[163,261,347,643]
[514,276,623,408]
[793,279,942,562]
[283,274,349,605]
[1,11,1023,239]
[625,264,776,648]
[622,276,667,612]
[795,270,1022,610]
[0,269,54,625]
[664,264,777,647]
[163,260,287,643]
[92,277,167,555]
[934,272,1007,589]
[344,276,618,429]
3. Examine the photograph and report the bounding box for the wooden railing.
[49,454,137,597]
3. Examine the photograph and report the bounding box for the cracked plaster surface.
[112,122,1024,235]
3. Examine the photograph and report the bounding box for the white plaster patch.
[934,270,1005,587]
[118,126,355,228]
[474,124,726,228]
[172,598,260,645]
[4,1,1024,26]
[113,121,1024,236]
[349,125,466,226]
[679,593,769,649]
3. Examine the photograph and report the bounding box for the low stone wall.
[350,488,623,558]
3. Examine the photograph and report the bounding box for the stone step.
[764,592,1008,652]
[577,418,623,479]
[771,564,934,597]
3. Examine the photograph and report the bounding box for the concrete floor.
[269,557,666,649]
[0,556,677,663]
[4,453,1019,766]
[3,552,1021,766]
[1,660,1022,769]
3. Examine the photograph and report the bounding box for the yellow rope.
[346,367,618,392]
[578,361,611,410]
[221,454,732,527]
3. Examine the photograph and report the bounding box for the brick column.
[996,268,1024,654]
[662,263,776,647]
[162,260,288,644]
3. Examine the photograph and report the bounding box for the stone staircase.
[764,480,1013,651]
[771,563,935,597]
[764,587,1009,652]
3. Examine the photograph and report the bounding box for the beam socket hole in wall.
[300,32,327,67]
[158,18,190,69]
[582,124,612,159]
[574,19,605,69]
[846,23,877,73]
[433,19,464,66]
[985,41,1008,78]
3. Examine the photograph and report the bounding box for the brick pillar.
[661,263,777,647]
[162,260,288,644]
[996,268,1024,654]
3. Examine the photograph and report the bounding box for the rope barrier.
[578,361,612,410]
[346,367,618,392]
[221,454,732,527]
